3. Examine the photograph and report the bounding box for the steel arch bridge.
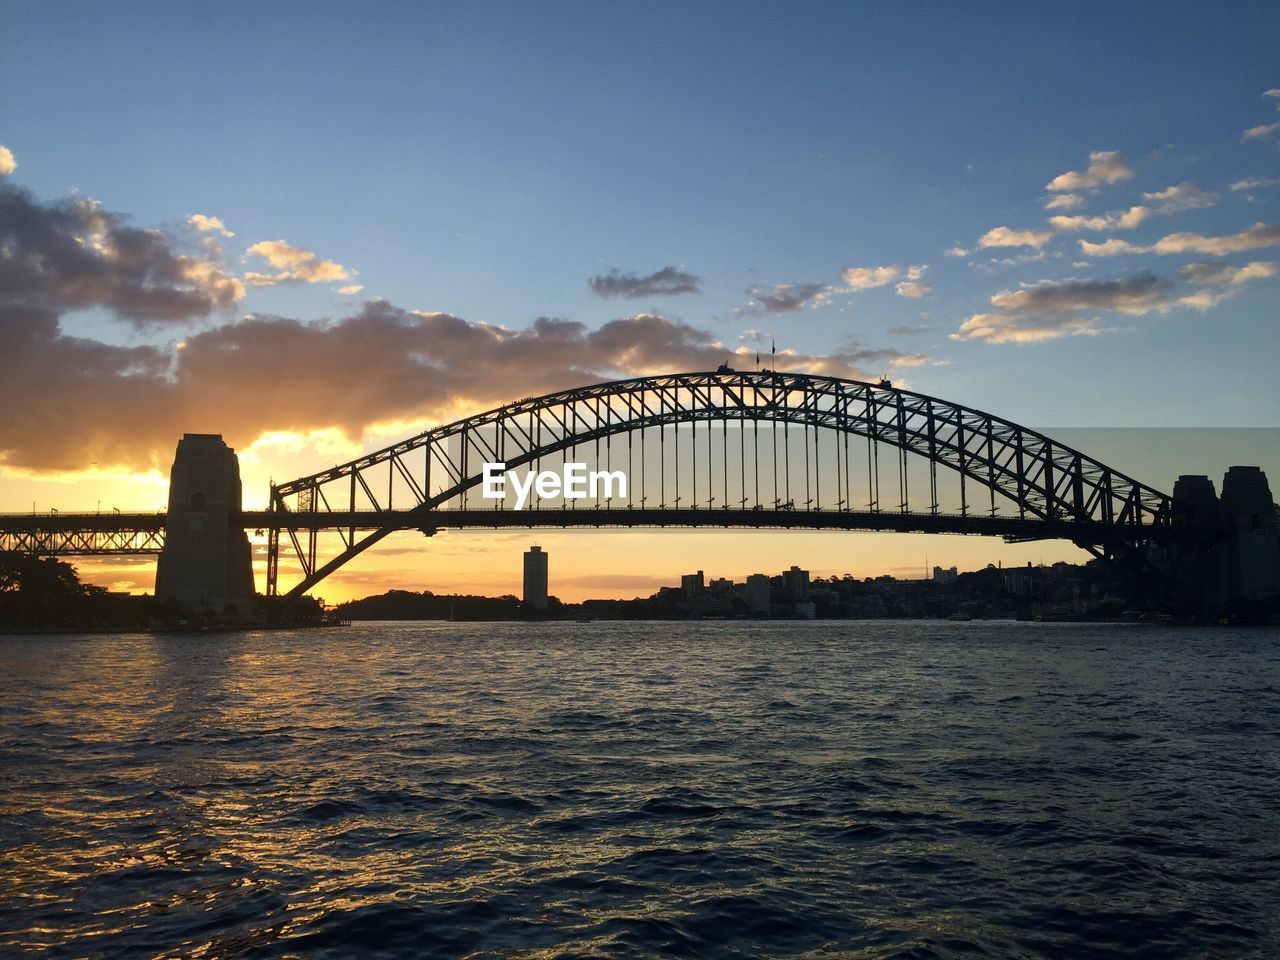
[266,370,1178,600]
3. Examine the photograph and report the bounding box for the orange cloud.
[244,239,350,285]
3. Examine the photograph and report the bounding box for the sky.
[2,1,1278,602]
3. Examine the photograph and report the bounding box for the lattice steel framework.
[267,371,1177,599]
[0,514,166,555]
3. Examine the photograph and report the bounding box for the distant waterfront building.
[681,570,705,600]
[932,565,958,584]
[745,574,772,615]
[782,565,810,602]
[523,546,548,610]
[1003,566,1034,596]
[708,577,734,596]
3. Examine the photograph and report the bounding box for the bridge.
[8,369,1240,611]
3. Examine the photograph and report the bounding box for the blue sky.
[2,2,1278,595]
[4,3,1278,422]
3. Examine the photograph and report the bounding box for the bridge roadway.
[0,508,1189,556]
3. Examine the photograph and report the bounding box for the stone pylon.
[1220,466,1280,607]
[155,434,255,620]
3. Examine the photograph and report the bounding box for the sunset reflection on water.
[2,622,1278,958]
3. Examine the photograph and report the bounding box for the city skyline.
[2,3,1279,602]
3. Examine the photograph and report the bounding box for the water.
[1,622,1278,959]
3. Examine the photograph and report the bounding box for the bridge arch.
[267,371,1176,598]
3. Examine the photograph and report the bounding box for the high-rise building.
[932,565,958,584]
[782,565,810,602]
[745,573,772,615]
[523,546,548,610]
[681,570,705,600]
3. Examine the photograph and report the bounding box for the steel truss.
[267,371,1177,599]
[0,514,166,555]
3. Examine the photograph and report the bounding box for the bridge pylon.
[154,434,255,622]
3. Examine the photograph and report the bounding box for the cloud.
[1044,194,1083,211]
[988,272,1175,317]
[338,284,365,295]
[0,301,920,472]
[588,265,701,299]
[1230,176,1279,192]
[895,281,929,298]
[944,245,970,258]
[1078,238,1147,256]
[1180,260,1278,286]
[0,181,243,325]
[1242,121,1280,141]
[890,353,929,367]
[978,226,1053,249]
[887,323,932,336]
[244,239,350,286]
[1141,182,1218,213]
[951,313,1105,344]
[1266,88,1280,99]
[188,214,234,237]
[841,265,898,289]
[1048,206,1150,232]
[987,250,1046,267]
[0,145,15,177]
[1174,288,1235,311]
[1079,223,1280,257]
[1045,150,1134,192]
[1151,222,1280,255]
[740,282,832,313]
[948,270,1219,345]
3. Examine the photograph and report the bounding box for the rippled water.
[2,622,1278,958]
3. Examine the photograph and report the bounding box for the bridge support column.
[1164,467,1280,620]
[1166,474,1228,617]
[1220,466,1280,613]
[155,434,255,622]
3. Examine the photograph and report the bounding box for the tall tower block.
[523,545,549,611]
[155,434,255,619]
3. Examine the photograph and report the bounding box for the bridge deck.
[0,508,1184,556]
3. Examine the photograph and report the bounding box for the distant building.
[782,565,810,602]
[681,570,705,600]
[932,565,958,584]
[1003,565,1034,596]
[708,577,734,596]
[523,546,548,610]
[745,573,772,615]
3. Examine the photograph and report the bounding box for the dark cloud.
[887,324,933,336]
[588,266,701,299]
[0,182,242,326]
[988,272,1174,317]
[0,304,179,468]
[739,282,831,314]
[0,300,923,472]
[949,271,1226,344]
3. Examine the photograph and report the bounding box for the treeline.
[0,552,327,631]
[0,552,154,630]
[333,589,549,621]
